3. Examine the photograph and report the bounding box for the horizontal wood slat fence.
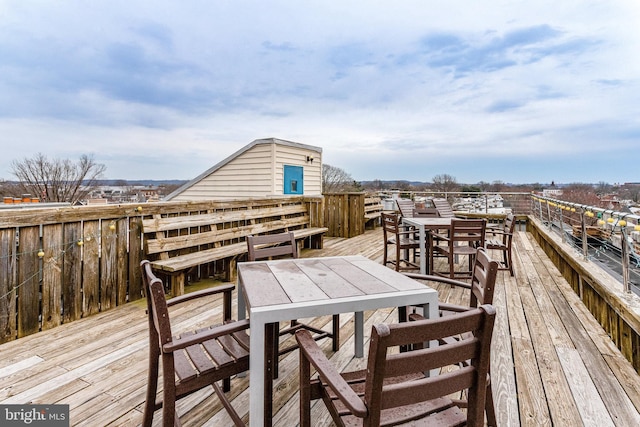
[0,196,323,343]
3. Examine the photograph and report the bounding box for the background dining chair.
[404,247,500,426]
[295,304,497,427]
[382,211,420,271]
[246,232,339,379]
[431,218,486,279]
[395,198,416,218]
[140,260,250,427]
[486,212,516,276]
[405,247,498,317]
[397,198,439,218]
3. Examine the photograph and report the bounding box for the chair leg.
[143,354,159,427]
[299,355,312,427]
[162,367,178,427]
[507,249,514,276]
[430,248,435,275]
[332,314,340,351]
[449,252,455,279]
[486,380,498,426]
[383,243,388,267]
[212,382,244,427]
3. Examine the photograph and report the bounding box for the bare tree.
[11,153,106,204]
[595,181,612,196]
[431,174,459,194]
[559,183,602,207]
[322,164,361,193]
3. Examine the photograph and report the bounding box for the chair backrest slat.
[503,213,516,243]
[363,305,496,426]
[432,198,456,218]
[247,232,298,261]
[449,218,486,243]
[470,247,498,307]
[396,199,415,218]
[141,260,173,348]
[381,212,401,236]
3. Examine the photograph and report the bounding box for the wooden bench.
[142,200,327,295]
[364,196,383,228]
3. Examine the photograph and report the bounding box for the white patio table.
[237,255,438,427]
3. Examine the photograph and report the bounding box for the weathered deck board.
[0,227,639,426]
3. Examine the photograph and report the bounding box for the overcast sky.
[1,1,638,184]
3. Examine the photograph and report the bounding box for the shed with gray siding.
[164,138,323,201]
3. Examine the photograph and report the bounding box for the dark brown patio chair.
[431,218,487,279]
[141,260,249,427]
[486,212,516,276]
[295,304,497,427]
[246,232,339,379]
[405,247,499,426]
[405,247,498,317]
[382,211,420,271]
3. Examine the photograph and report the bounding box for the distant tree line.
[4,155,637,207]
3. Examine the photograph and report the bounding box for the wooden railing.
[0,196,323,342]
[528,217,640,373]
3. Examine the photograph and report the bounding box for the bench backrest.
[364,196,383,214]
[143,201,313,260]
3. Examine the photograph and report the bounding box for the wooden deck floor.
[1,227,640,426]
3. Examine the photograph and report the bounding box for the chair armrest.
[163,319,250,352]
[408,301,471,323]
[488,229,512,236]
[438,302,472,313]
[166,283,236,307]
[402,273,472,291]
[431,232,451,242]
[295,330,368,417]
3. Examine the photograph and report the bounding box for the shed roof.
[164,138,322,200]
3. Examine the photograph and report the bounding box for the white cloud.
[0,0,639,184]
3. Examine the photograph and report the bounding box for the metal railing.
[375,190,639,294]
[376,190,533,216]
[531,195,640,295]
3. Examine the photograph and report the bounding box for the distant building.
[542,188,563,198]
[165,138,323,201]
[86,198,109,205]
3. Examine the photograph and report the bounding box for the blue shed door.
[283,165,303,194]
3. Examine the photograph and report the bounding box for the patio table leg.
[355,311,364,357]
